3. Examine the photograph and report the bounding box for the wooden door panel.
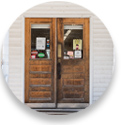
[29,91,51,98]
[30,86,51,91]
[57,18,89,104]
[25,18,56,105]
[62,66,73,73]
[62,65,85,73]
[61,73,84,79]
[30,65,51,72]
[73,65,85,72]
[30,60,52,65]
[62,59,85,65]
[63,92,84,98]
[30,78,52,85]
[63,79,84,86]
[63,86,84,90]
[29,91,52,103]
[29,73,51,78]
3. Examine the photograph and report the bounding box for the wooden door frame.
[22,16,93,109]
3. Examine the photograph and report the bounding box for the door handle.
[57,62,61,79]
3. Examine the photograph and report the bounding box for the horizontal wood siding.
[9,16,23,101]
[9,1,114,103]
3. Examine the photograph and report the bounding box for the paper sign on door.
[36,37,46,50]
[74,50,82,58]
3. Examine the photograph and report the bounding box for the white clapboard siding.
[9,15,24,102]
[8,1,114,104]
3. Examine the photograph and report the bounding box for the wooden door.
[25,18,89,109]
[25,18,57,108]
[57,18,89,108]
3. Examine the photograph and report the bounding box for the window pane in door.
[63,25,83,59]
[31,24,50,59]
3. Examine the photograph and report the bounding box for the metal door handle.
[57,63,61,79]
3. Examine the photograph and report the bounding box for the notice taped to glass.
[36,37,46,50]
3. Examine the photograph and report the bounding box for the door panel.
[57,18,89,105]
[25,18,56,106]
[30,78,52,85]
[63,79,84,86]
[30,65,51,72]
[29,73,51,78]
[29,60,51,65]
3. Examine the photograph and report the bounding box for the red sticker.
[31,50,38,55]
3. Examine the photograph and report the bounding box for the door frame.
[22,16,93,108]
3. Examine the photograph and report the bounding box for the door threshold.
[26,103,89,109]
[25,103,56,108]
[32,108,82,115]
[57,103,89,108]
[27,103,89,115]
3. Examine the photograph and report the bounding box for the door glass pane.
[31,24,50,59]
[63,25,83,59]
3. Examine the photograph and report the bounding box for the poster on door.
[36,37,46,50]
[73,39,82,50]
[74,50,82,58]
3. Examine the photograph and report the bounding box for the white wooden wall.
[8,1,114,103]
[1,32,9,83]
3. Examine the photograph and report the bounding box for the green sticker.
[38,53,45,58]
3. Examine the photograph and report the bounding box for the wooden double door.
[25,18,89,109]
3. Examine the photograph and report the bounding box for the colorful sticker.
[67,51,73,56]
[31,50,38,55]
[67,51,74,59]
[31,55,36,59]
[38,53,45,58]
